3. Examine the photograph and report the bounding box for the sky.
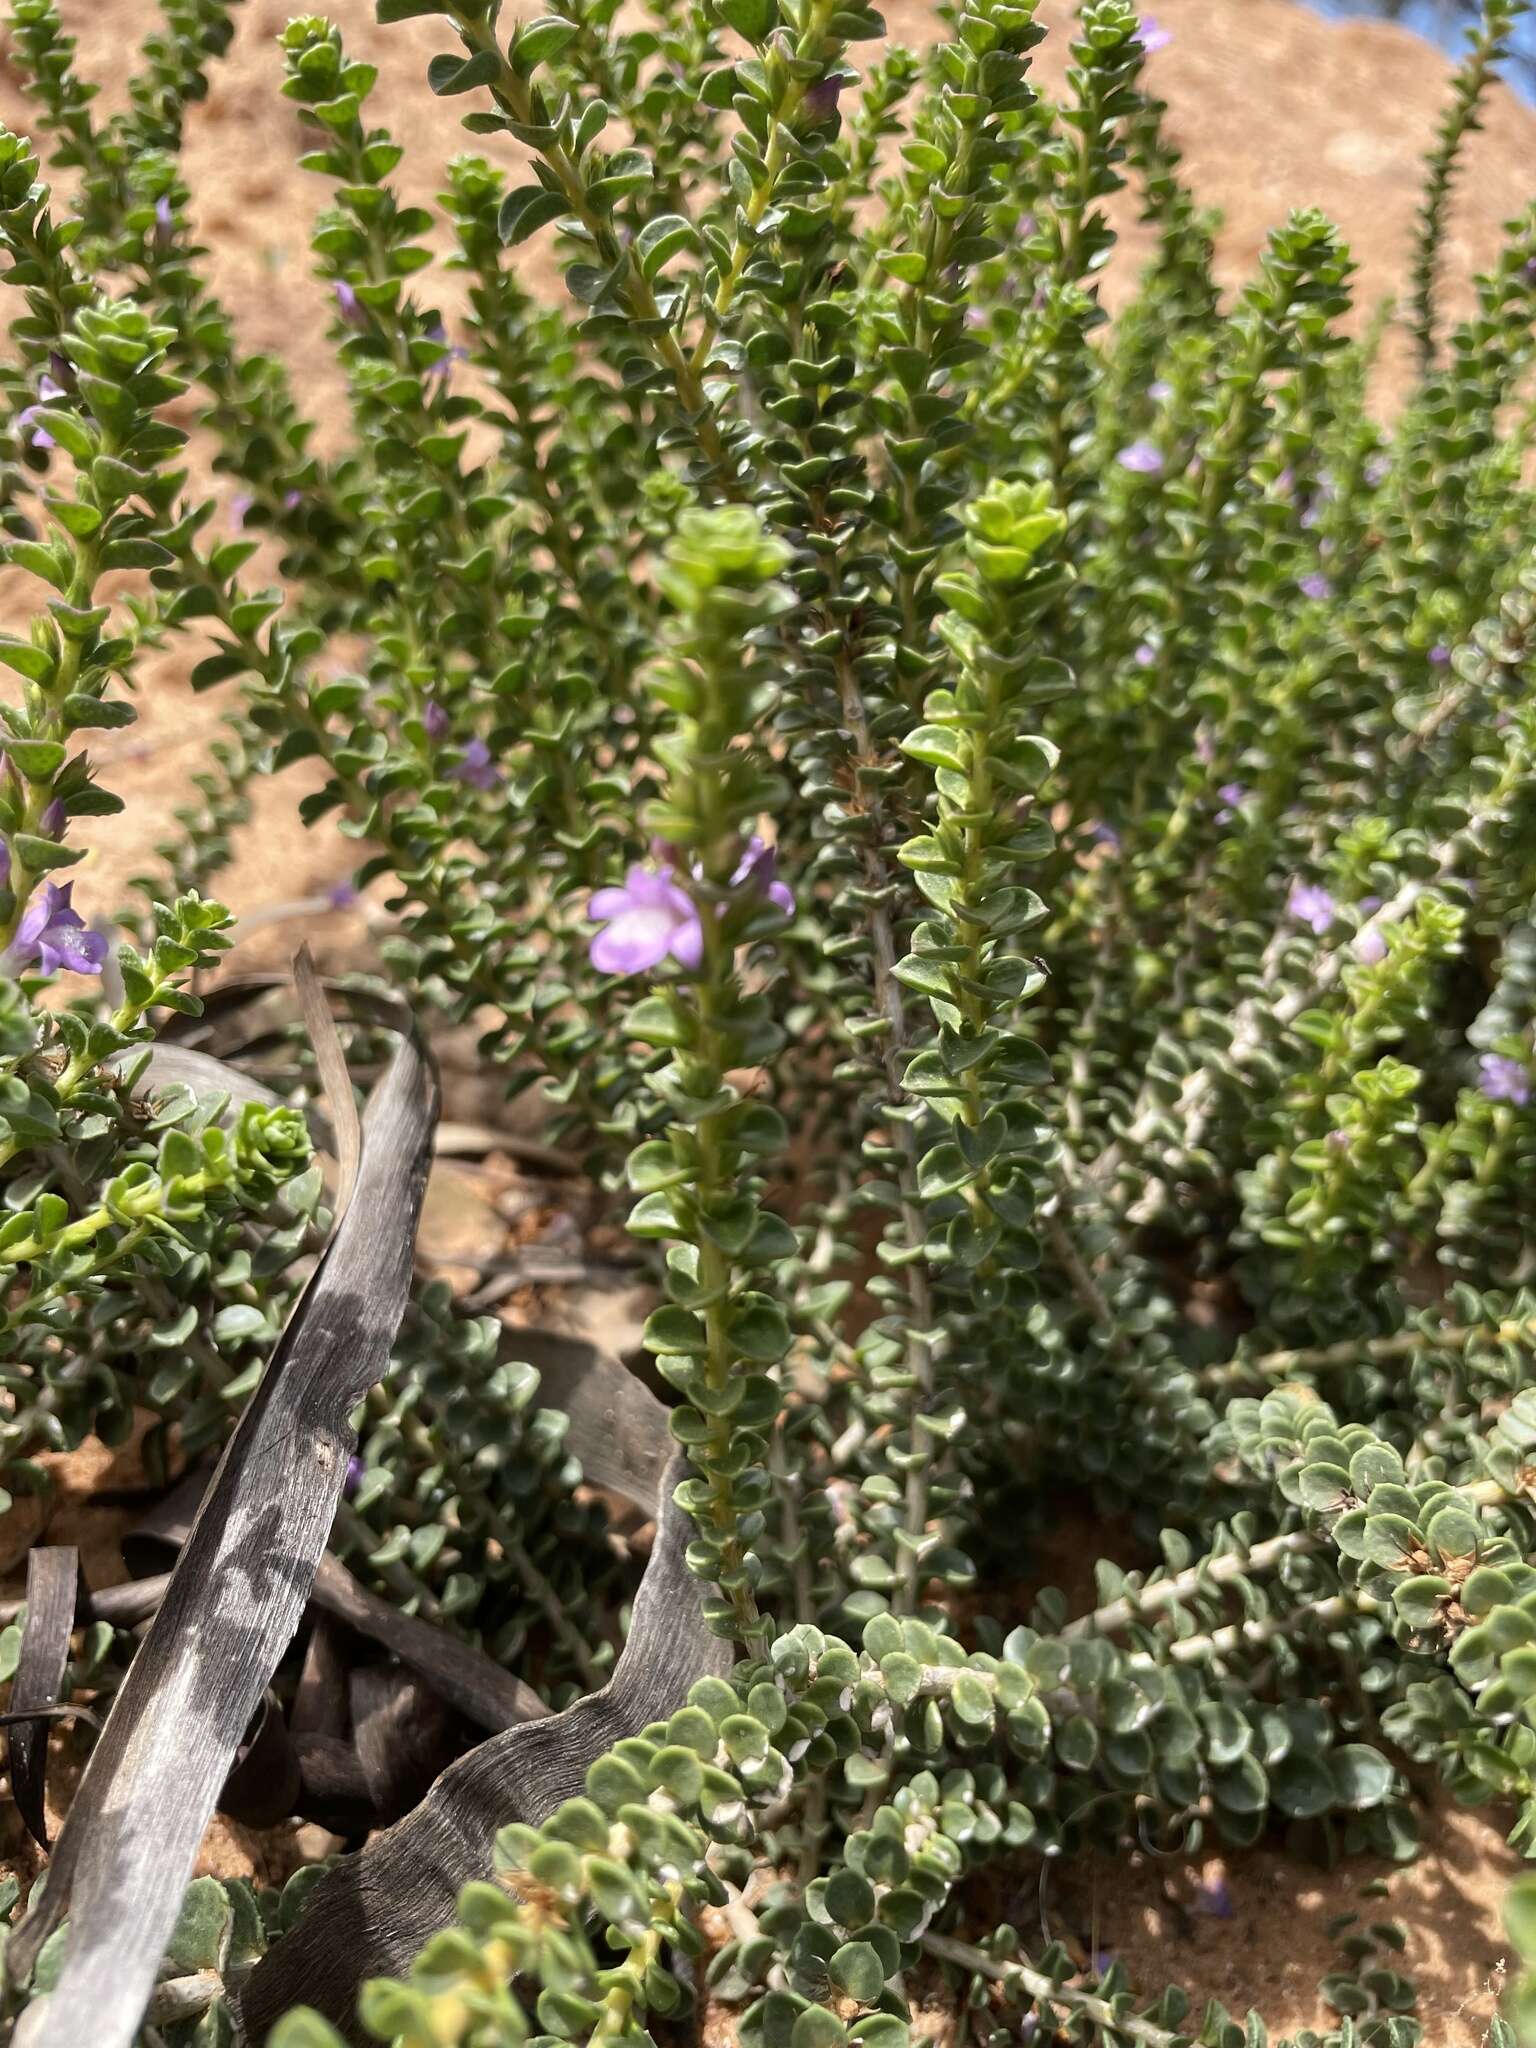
[1305,0,1536,94]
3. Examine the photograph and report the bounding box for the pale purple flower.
[343,1454,363,1498]
[1195,729,1215,764]
[0,838,9,888]
[422,699,449,741]
[589,864,703,976]
[1195,1875,1233,1918]
[1354,924,1387,965]
[964,306,987,331]
[1276,467,1295,495]
[732,835,794,916]
[6,880,107,976]
[1364,453,1389,486]
[1216,782,1246,821]
[1326,1128,1351,1153]
[17,372,66,451]
[1428,644,1450,667]
[1133,642,1156,669]
[1299,571,1332,601]
[1479,1053,1531,1106]
[328,879,360,910]
[1287,879,1335,935]
[1017,212,1037,238]
[424,321,467,381]
[333,280,367,329]
[1137,13,1171,51]
[39,797,65,839]
[453,737,500,790]
[153,195,174,250]
[283,488,303,511]
[1148,378,1173,403]
[230,493,254,531]
[1118,439,1163,476]
[1090,821,1122,851]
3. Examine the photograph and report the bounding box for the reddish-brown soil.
[1,0,1534,2038]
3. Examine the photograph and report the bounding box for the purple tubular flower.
[283,487,303,512]
[333,279,367,330]
[1479,1053,1531,1106]
[1133,641,1156,669]
[1354,923,1387,965]
[453,737,500,791]
[39,797,65,839]
[422,698,449,741]
[229,493,254,532]
[1195,1875,1234,1919]
[328,879,360,911]
[343,1454,364,1498]
[1287,879,1336,936]
[1216,782,1247,821]
[1364,453,1389,486]
[1090,821,1122,851]
[589,865,702,976]
[1137,12,1172,50]
[153,194,174,250]
[6,880,108,976]
[1117,439,1164,476]
[17,372,66,451]
[0,838,9,888]
[1428,643,1451,667]
[802,72,844,122]
[1299,571,1332,601]
[732,835,794,915]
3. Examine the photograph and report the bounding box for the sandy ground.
[0,0,1534,2038]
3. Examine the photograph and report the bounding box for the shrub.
[2,0,1536,2042]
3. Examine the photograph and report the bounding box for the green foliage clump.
[6,0,1536,2043]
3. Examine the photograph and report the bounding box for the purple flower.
[283,488,303,512]
[333,280,367,330]
[153,195,174,250]
[17,373,66,451]
[422,699,449,741]
[1216,782,1247,821]
[328,879,360,911]
[1299,571,1332,601]
[964,306,987,331]
[0,838,9,888]
[423,321,467,381]
[1287,879,1335,935]
[1479,1053,1531,1106]
[1133,641,1156,669]
[1137,12,1172,51]
[40,797,65,839]
[453,737,500,791]
[230,493,254,532]
[343,1454,363,1498]
[1195,1874,1233,1919]
[1148,378,1173,403]
[6,880,108,976]
[802,72,844,121]
[589,864,703,976]
[732,835,794,916]
[1194,729,1215,765]
[1090,821,1122,851]
[1118,439,1164,476]
[1364,453,1389,487]
[1428,643,1451,668]
[1017,212,1037,238]
[1326,1128,1351,1153]
[1354,923,1387,965]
